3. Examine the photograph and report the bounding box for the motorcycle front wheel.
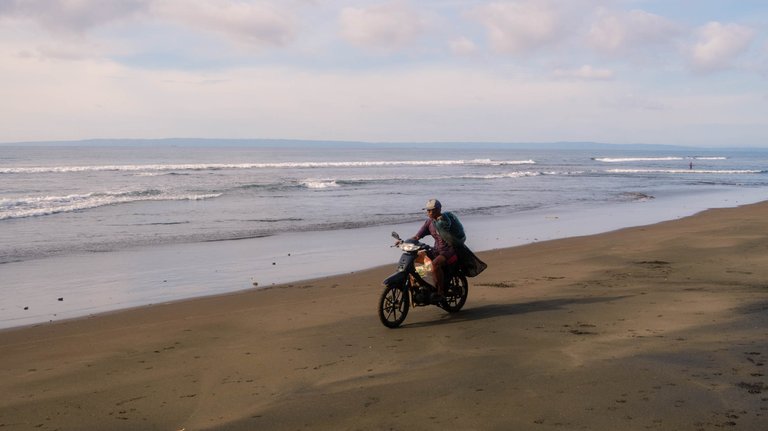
[441,274,468,313]
[378,285,410,328]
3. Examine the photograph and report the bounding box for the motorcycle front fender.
[383,271,407,288]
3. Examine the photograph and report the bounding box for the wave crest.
[0,190,221,220]
[0,159,536,174]
[594,156,728,163]
[607,169,761,174]
[301,179,340,189]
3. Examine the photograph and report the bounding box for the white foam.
[594,156,729,163]
[594,157,684,162]
[301,179,340,189]
[607,169,761,174]
[0,159,536,174]
[464,171,542,179]
[0,191,221,220]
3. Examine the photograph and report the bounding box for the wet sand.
[1,202,767,430]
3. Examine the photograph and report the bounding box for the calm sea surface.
[1,142,767,328]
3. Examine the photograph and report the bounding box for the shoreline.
[1,199,766,429]
[2,187,767,330]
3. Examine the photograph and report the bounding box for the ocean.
[2,141,767,328]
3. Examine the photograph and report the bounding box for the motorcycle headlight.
[400,243,420,252]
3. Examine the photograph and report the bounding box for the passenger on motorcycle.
[411,199,465,303]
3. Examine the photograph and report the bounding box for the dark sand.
[1,202,767,430]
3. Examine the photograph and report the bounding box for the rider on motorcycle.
[411,199,466,303]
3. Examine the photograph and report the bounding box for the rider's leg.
[432,255,446,297]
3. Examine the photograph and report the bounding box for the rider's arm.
[413,219,430,241]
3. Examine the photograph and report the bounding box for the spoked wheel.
[441,274,468,313]
[378,285,410,328]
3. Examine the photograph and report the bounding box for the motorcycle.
[378,232,469,328]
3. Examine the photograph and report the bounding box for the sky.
[0,0,767,147]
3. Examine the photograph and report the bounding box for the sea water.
[1,141,767,328]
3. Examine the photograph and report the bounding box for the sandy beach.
[1,202,767,431]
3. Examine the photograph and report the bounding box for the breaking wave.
[606,169,762,174]
[0,190,221,220]
[594,156,728,163]
[0,159,536,175]
[301,180,340,189]
[295,170,580,189]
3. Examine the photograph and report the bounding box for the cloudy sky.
[1,0,766,146]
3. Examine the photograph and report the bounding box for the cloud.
[152,0,296,49]
[449,36,477,56]
[0,0,148,34]
[608,92,666,111]
[553,65,614,81]
[0,0,297,62]
[761,42,768,77]
[0,1,145,61]
[0,0,766,146]
[588,8,680,55]
[0,52,602,142]
[339,1,427,51]
[469,1,564,55]
[689,21,756,72]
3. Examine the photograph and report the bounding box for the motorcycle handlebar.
[391,238,431,251]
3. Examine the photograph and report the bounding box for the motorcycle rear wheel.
[378,285,410,328]
[441,274,468,313]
